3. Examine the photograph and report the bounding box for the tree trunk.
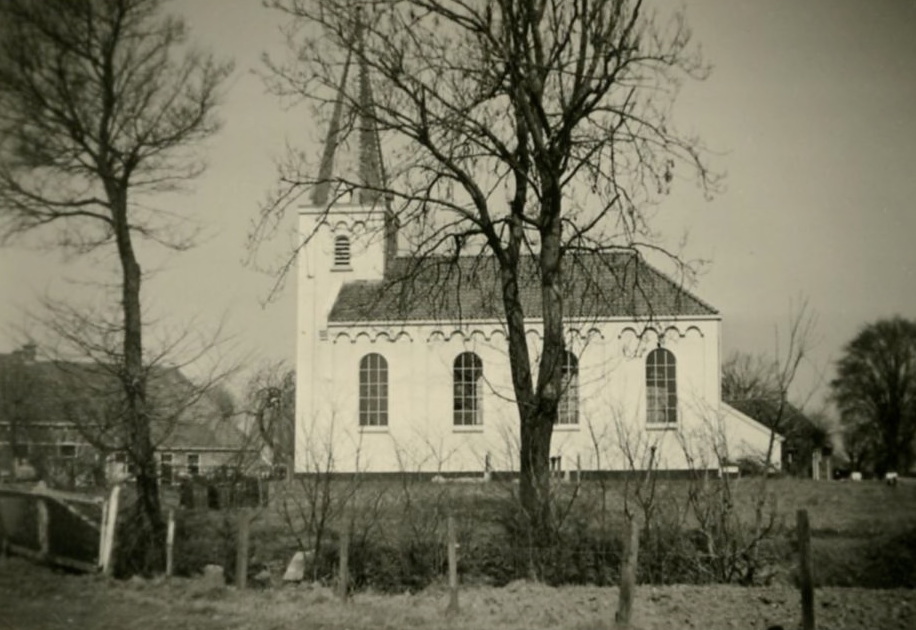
[518,406,554,533]
[518,181,565,549]
[111,185,165,574]
[499,241,554,551]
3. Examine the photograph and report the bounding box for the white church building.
[294,54,780,477]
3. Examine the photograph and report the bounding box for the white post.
[101,485,121,575]
[34,480,49,560]
[166,509,176,577]
[446,514,459,615]
[98,498,109,568]
[36,498,49,560]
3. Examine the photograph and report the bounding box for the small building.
[0,343,258,486]
[724,398,830,478]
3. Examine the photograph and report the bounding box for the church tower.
[296,31,396,472]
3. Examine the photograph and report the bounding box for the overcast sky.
[1,0,914,411]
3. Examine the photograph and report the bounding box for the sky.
[1,0,915,412]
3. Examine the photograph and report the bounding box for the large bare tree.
[0,0,232,571]
[255,0,716,540]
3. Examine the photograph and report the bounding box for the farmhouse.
[0,343,256,486]
[295,55,780,477]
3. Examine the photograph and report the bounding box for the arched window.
[646,348,677,425]
[557,351,579,425]
[359,353,388,426]
[453,352,483,426]
[333,235,351,268]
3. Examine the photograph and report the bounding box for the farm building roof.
[0,349,248,452]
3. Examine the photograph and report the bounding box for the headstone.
[200,564,225,588]
[851,471,862,481]
[283,550,306,582]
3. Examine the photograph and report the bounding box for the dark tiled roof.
[329,251,717,323]
[0,355,247,451]
[725,398,818,439]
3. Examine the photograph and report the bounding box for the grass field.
[3,477,915,630]
[2,556,915,630]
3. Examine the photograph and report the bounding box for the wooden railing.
[0,482,120,573]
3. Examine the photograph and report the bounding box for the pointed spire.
[310,48,353,207]
[310,9,398,268]
[355,20,386,206]
[310,10,387,208]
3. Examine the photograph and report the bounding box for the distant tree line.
[832,316,916,476]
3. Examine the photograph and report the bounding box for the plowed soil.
[1,557,913,630]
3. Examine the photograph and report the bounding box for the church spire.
[310,12,397,267]
[309,47,352,208]
[310,15,387,208]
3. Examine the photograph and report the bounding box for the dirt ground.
[1,557,914,630]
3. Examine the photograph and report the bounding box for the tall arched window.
[359,353,388,426]
[557,351,579,425]
[333,235,351,268]
[453,352,483,426]
[646,348,677,425]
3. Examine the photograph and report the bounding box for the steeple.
[311,24,387,206]
[310,16,397,265]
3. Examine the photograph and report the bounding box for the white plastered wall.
[297,315,742,474]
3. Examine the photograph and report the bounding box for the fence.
[178,476,267,510]
[0,482,120,573]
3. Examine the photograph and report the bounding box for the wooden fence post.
[36,498,50,561]
[236,509,250,589]
[101,485,121,576]
[0,499,8,562]
[797,509,816,630]
[615,515,640,629]
[165,509,176,577]
[338,521,350,601]
[98,497,108,569]
[446,514,459,615]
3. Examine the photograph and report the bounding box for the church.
[294,54,780,477]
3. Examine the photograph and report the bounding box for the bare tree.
[0,0,232,572]
[691,300,821,583]
[243,360,295,476]
[33,297,239,461]
[255,0,717,538]
[721,299,824,473]
[721,352,781,403]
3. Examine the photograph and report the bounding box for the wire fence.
[162,474,806,593]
